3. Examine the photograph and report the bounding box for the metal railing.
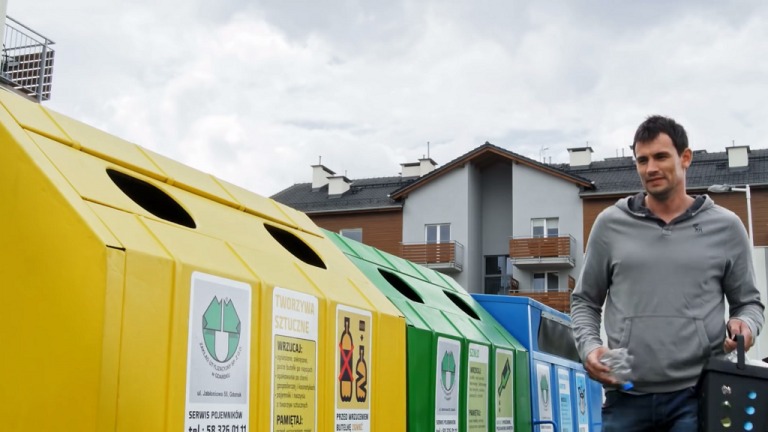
[2,16,55,101]
[400,240,465,271]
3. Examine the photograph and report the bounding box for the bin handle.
[533,419,558,432]
[735,334,746,370]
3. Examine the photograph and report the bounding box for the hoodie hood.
[615,192,714,223]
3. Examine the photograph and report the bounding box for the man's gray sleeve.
[571,213,611,362]
[724,216,765,337]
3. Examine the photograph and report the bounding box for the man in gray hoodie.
[571,115,764,431]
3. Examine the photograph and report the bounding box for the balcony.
[509,235,576,269]
[400,241,464,273]
[1,16,55,101]
[508,289,572,314]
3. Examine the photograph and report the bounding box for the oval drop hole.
[264,224,326,269]
[107,169,196,228]
[378,269,423,303]
[443,290,479,320]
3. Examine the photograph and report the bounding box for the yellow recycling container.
[0,89,406,432]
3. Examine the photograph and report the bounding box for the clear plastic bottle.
[600,348,635,391]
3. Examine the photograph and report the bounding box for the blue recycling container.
[472,295,603,432]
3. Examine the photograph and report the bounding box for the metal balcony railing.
[2,16,55,101]
[400,240,464,272]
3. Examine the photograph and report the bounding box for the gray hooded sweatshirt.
[571,193,764,393]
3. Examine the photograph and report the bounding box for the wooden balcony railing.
[508,290,571,314]
[400,241,464,271]
[510,235,574,259]
[509,235,576,268]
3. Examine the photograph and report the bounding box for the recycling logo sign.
[540,373,550,407]
[434,337,461,430]
[185,272,251,432]
[440,351,457,393]
[203,297,241,363]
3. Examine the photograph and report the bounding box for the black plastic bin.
[698,336,768,432]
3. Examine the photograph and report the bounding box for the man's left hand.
[724,318,754,352]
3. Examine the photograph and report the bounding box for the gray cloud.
[8,0,768,196]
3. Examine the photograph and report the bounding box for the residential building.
[274,141,768,312]
[273,143,595,312]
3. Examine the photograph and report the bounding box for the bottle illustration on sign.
[497,358,511,412]
[339,316,354,402]
[578,384,586,414]
[356,345,368,402]
[202,297,241,363]
[440,350,457,394]
[540,374,550,408]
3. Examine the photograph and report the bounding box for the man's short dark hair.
[632,115,688,155]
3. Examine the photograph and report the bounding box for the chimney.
[401,158,438,177]
[327,175,351,196]
[567,147,593,167]
[419,157,437,176]
[311,164,335,190]
[726,145,750,169]
[400,162,420,177]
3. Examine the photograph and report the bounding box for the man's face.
[634,133,692,201]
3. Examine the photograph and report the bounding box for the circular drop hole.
[264,224,326,269]
[378,269,423,303]
[442,290,479,320]
[107,169,195,228]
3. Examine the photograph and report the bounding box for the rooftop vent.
[401,157,437,177]
[726,145,750,169]
[328,175,351,196]
[311,164,335,190]
[567,147,593,167]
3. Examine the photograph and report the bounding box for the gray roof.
[560,148,768,197]
[272,142,593,213]
[389,142,594,199]
[270,176,417,213]
[272,146,768,212]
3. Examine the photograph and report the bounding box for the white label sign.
[495,349,515,432]
[185,272,252,432]
[271,287,319,432]
[574,372,589,432]
[467,344,488,432]
[335,305,373,432]
[557,368,572,432]
[435,337,461,432]
[536,362,553,432]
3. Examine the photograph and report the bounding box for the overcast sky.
[8,1,768,196]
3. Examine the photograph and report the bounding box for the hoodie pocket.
[620,316,709,384]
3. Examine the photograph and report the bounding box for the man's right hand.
[585,347,618,385]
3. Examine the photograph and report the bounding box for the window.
[484,255,512,294]
[532,218,559,238]
[533,272,559,292]
[425,223,450,243]
[340,228,363,243]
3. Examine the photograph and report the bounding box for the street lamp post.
[708,184,762,360]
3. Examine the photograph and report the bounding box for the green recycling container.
[325,230,532,432]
